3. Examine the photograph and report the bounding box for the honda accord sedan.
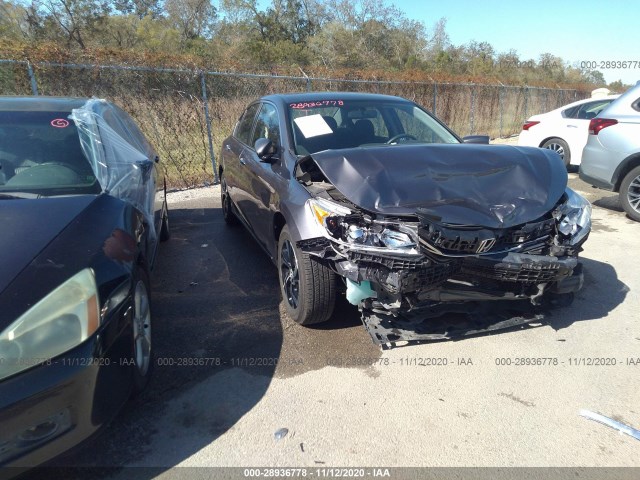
[219,93,590,345]
[0,96,169,468]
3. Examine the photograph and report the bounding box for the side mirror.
[462,135,490,145]
[254,138,278,163]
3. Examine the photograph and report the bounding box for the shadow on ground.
[23,206,629,479]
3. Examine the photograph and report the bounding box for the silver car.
[580,81,640,221]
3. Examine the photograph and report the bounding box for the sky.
[393,0,639,85]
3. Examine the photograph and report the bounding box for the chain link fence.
[0,59,589,189]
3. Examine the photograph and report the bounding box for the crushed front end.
[297,188,591,347]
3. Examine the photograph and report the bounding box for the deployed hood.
[309,144,567,228]
[0,195,96,294]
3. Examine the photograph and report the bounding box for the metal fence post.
[470,84,475,135]
[433,83,437,115]
[499,86,504,138]
[200,71,219,184]
[306,77,311,92]
[26,61,38,96]
[524,86,529,120]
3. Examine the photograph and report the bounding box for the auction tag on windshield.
[294,114,333,138]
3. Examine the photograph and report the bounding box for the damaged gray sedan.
[219,93,590,346]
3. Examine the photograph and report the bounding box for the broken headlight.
[307,198,419,254]
[308,197,352,237]
[557,188,591,245]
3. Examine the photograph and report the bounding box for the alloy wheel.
[627,174,640,213]
[280,240,300,309]
[544,142,565,160]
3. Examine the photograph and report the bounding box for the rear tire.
[220,172,239,226]
[278,225,336,325]
[619,165,640,222]
[131,267,153,395]
[542,138,570,167]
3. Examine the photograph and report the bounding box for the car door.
[223,103,260,226]
[243,102,287,255]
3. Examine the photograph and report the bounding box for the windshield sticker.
[51,118,70,128]
[290,100,344,109]
[294,114,333,138]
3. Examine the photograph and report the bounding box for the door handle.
[567,125,578,128]
[225,145,232,151]
[239,156,247,166]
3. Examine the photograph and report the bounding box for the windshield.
[288,99,459,155]
[0,111,100,196]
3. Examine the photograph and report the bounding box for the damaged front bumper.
[297,231,585,347]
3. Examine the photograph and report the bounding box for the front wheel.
[619,165,640,222]
[278,225,336,325]
[542,138,570,167]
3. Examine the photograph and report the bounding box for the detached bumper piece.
[362,302,547,348]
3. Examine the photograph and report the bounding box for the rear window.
[0,111,99,195]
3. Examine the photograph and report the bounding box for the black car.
[0,97,169,468]
[220,93,590,345]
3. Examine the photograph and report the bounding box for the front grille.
[418,216,556,255]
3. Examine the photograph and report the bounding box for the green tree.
[165,0,217,41]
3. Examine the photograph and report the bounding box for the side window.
[251,103,281,148]
[113,105,154,155]
[574,100,612,120]
[101,105,135,144]
[235,104,260,145]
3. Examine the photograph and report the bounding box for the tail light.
[522,121,540,131]
[589,118,618,135]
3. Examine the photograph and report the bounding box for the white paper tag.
[293,114,333,138]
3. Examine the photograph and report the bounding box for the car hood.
[309,144,567,228]
[0,195,96,294]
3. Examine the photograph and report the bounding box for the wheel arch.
[612,154,640,192]
[273,212,287,243]
[539,136,567,148]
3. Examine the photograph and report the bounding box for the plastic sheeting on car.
[69,99,157,242]
[307,143,568,228]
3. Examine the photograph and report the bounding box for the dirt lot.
[36,170,639,480]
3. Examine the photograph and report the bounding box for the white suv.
[580,82,640,221]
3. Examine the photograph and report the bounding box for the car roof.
[0,96,93,112]
[261,92,413,106]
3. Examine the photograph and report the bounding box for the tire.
[220,172,239,226]
[131,266,154,394]
[619,165,640,222]
[541,138,570,167]
[159,204,171,242]
[278,225,336,325]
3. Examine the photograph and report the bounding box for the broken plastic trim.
[69,99,157,243]
[362,304,547,348]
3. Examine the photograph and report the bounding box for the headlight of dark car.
[0,269,100,381]
[557,188,592,245]
[308,198,419,255]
